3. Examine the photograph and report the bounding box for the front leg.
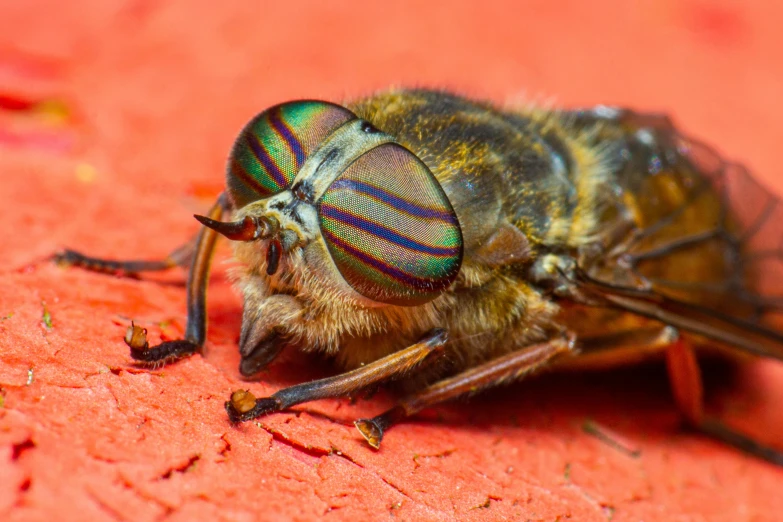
[225,329,449,422]
[128,196,229,364]
[55,195,232,366]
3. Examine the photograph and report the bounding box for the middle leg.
[355,333,576,448]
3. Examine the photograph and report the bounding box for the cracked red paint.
[2,1,783,521]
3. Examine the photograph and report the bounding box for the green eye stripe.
[226,101,355,208]
[320,227,452,295]
[319,143,463,305]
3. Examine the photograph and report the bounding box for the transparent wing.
[570,107,783,358]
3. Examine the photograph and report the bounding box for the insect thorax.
[223,89,622,369]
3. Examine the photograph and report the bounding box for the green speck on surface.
[26,368,34,386]
[41,302,52,329]
[1,313,12,321]
[0,390,5,408]
[603,505,615,520]
[564,462,572,481]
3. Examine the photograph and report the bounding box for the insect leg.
[354,333,575,449]
[54,195,232,364]
[54,238,195,275]
[129,196,228,363]
[54,193,233,275]
[665,339,703,425]
[225,329,449,423]
[665,339,783,465]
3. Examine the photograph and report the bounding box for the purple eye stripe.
[246,129,288,189]
[230,157,269,196]
[328,178,455,221]
[268,107,307,166]
[320,205,459,257]
[321,228,453,291]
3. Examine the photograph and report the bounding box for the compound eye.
[318,143,463,306]
[226,101,355,208]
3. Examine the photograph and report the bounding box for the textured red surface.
[2,1,783,520]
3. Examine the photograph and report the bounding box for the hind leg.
[666,338,783,465]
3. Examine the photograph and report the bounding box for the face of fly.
[205,100,462,375]
[232,117,398,298]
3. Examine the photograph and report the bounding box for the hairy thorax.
[226,89,616,375]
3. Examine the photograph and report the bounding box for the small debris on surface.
[41,302,52,330]
[582,418,641,458]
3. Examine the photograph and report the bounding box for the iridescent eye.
[226,101,355,208]
[318,143,463,306]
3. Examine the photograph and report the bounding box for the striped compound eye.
[318,143,463,306]
[226,101,356,208]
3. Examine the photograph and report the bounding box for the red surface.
[2,1,783,520]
